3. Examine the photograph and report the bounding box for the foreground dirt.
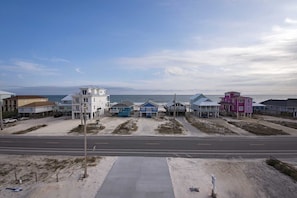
[0,155,117,198]
[168,158,297,198]
[1,155,297,198]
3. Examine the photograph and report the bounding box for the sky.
[0,0,297,95]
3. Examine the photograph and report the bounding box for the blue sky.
[1,0,297,95]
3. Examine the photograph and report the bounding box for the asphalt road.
[0,135,297,158]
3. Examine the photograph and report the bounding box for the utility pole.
[173,94,176,120]
[0,101,3,130]
[80,94,83,125]
[83,103,88,178]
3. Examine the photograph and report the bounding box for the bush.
[266,158,297,182]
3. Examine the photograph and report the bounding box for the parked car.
[3,118,17,124]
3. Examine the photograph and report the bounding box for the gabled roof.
[190,93,205,101]
[193,97,219,106]
[0,90,15,95]
[140,100,158,107]
[20,101,55,108]
[61,94,73,101]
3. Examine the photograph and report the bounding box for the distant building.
[110,101,134,117]
[219,91,253,118]
[72,87,110,120]
[56,94,72,116]
[0,90,15,103]
[3,95,48,112]
[18,101,55,117]
[252,102,266,113]
[164,101,186,116]
[261,99,297,118]
[190,93,220,118]
[139,100,158,118]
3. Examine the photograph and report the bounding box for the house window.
[82,90,87,95]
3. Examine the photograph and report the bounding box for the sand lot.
[1,114,297,136]
[1,155,297,198]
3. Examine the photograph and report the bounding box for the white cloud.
[75,68,83,74]
[116,19,297,94]
[285,17,297,24]
[0,61,59,76]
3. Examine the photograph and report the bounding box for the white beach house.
[72,87,110,120]
[56,94,73,116]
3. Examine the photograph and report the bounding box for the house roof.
[193,97,219,106]
[261,99,287,106]
[190,93,205,100]
[287,99,297,106]
[165,101,184,107]
[8,95,46,100]
[61,94,73,101]
[199,101,220,106]
[261,99,297,107]
[20,101,55,108]
[140,100,159,107]
[252,102,266,107]
[111,101,134,108]
[0,90,15,95]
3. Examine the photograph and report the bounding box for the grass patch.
[185,113,235,135]
[112,119,138,135]
[13,124,47,134]
[267,120,297,130]
[266,158,297,182]
[69,123,105,134]
[228,121,288,135]
[156,119,183,134]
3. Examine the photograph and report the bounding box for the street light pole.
[0,101,3,130]
[83,103,88,178]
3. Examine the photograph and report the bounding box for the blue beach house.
[139,100,158,118]
[110,101,134,117]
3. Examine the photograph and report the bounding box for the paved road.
[1,135,297,158]
[96,157,174,198]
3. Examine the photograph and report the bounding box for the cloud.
[285,17,297,24]
[0,60,59,76]
[75,68,83,74]
[116,19,297,94]
[33,55,70,63]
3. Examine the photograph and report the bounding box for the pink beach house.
[220,91,253,118]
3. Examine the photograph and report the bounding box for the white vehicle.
[3,118,17,124]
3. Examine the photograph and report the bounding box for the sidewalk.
[96,157,175,198]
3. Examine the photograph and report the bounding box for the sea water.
[45,94,297,104]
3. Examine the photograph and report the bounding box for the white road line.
[250,143,264,146]
[46,142,59,144]
[145,143,160,145]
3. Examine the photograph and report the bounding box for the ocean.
[45,94,297,104]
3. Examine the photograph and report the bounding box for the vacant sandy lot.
[1,114,297,136]
[1,155,297,198]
